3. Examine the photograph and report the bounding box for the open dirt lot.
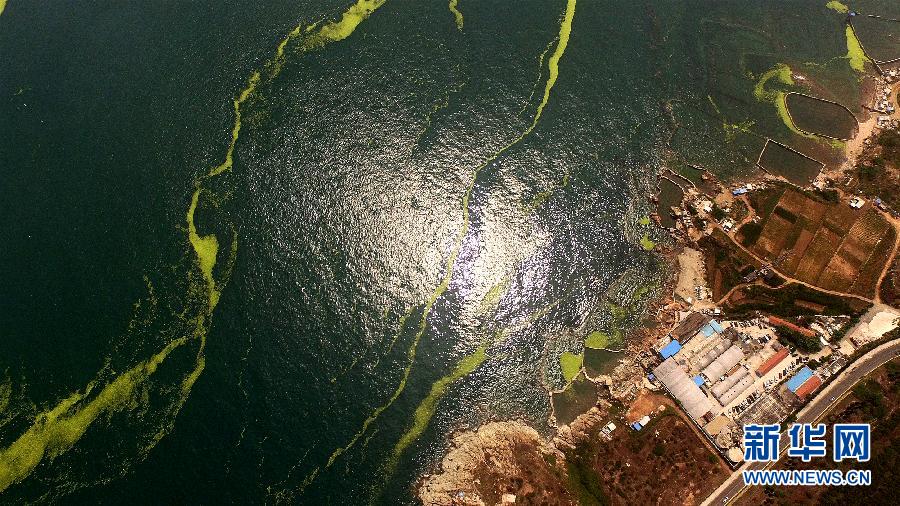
[578,402,730,506]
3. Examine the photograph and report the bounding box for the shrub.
[739,222,763,246]
[775,324,821,353]
[653,443,666,457]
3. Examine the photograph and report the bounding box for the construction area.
[648,309,867,465]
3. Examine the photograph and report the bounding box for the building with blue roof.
[786,366,813,393]
[700,324,715,338]
[659,340,682,359]
[693,375,705,386]
[710,320,724,334]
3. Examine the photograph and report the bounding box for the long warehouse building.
[653,357,714,420]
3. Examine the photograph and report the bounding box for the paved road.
[701,339,900,506]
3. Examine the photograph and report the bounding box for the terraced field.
[738,186,896,298]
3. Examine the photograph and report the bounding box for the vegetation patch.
[774,324,822,353]
[560,352,584,383]
[851,127,900,211]
[724,283,871,319]
[699,228,762,301]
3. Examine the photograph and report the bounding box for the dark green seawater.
[0,1,891,503]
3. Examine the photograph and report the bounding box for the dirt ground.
[676,247,708,305]
[742,185,893,298]
[626,391,667,423]
[581,404,730,506]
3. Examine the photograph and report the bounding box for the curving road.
[701,338,900,506]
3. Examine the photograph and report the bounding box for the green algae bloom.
[826,1,849,14]
[560,352,583,383]
[308,0,387,46]
[384,346,486,474]
[478,278,510,315]
[754,64,794,103]
[753,64,817,136]
[316,0,579,482]
[187,189,221,307]
[448,0,463,30]
[585,331,610,349]
[845,25,869,73]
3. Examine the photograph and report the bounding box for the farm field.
[738,185,896,298]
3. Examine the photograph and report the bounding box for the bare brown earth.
[740,185,895,299]
[575,402,729,506]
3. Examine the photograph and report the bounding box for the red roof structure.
[756,347,789,377]
[794,375,823,400]
[768,316,816,338]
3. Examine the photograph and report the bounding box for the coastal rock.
[418,422,574,506]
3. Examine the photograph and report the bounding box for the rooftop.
[653,357,714,420]
[794,375,823,400]
[660,340,683,359]
[786,366,814,393]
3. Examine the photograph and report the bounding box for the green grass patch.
[585,331,610,349]
[560,352,583,383]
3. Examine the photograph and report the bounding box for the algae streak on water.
[0,335,190,492]
[0,0,6,17]
[306,0,386,47]
[0,0,388,493]
[448,0,463,30]
[382,347,486,475]
[753,64,793,102]
[826,1,848,14]
[187,189,221,306]
[208,72,260,177]
[298,2,579,490]
[845,24,869,73]
[753,64,808,136]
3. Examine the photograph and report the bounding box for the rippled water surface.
[0,1,888,502]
